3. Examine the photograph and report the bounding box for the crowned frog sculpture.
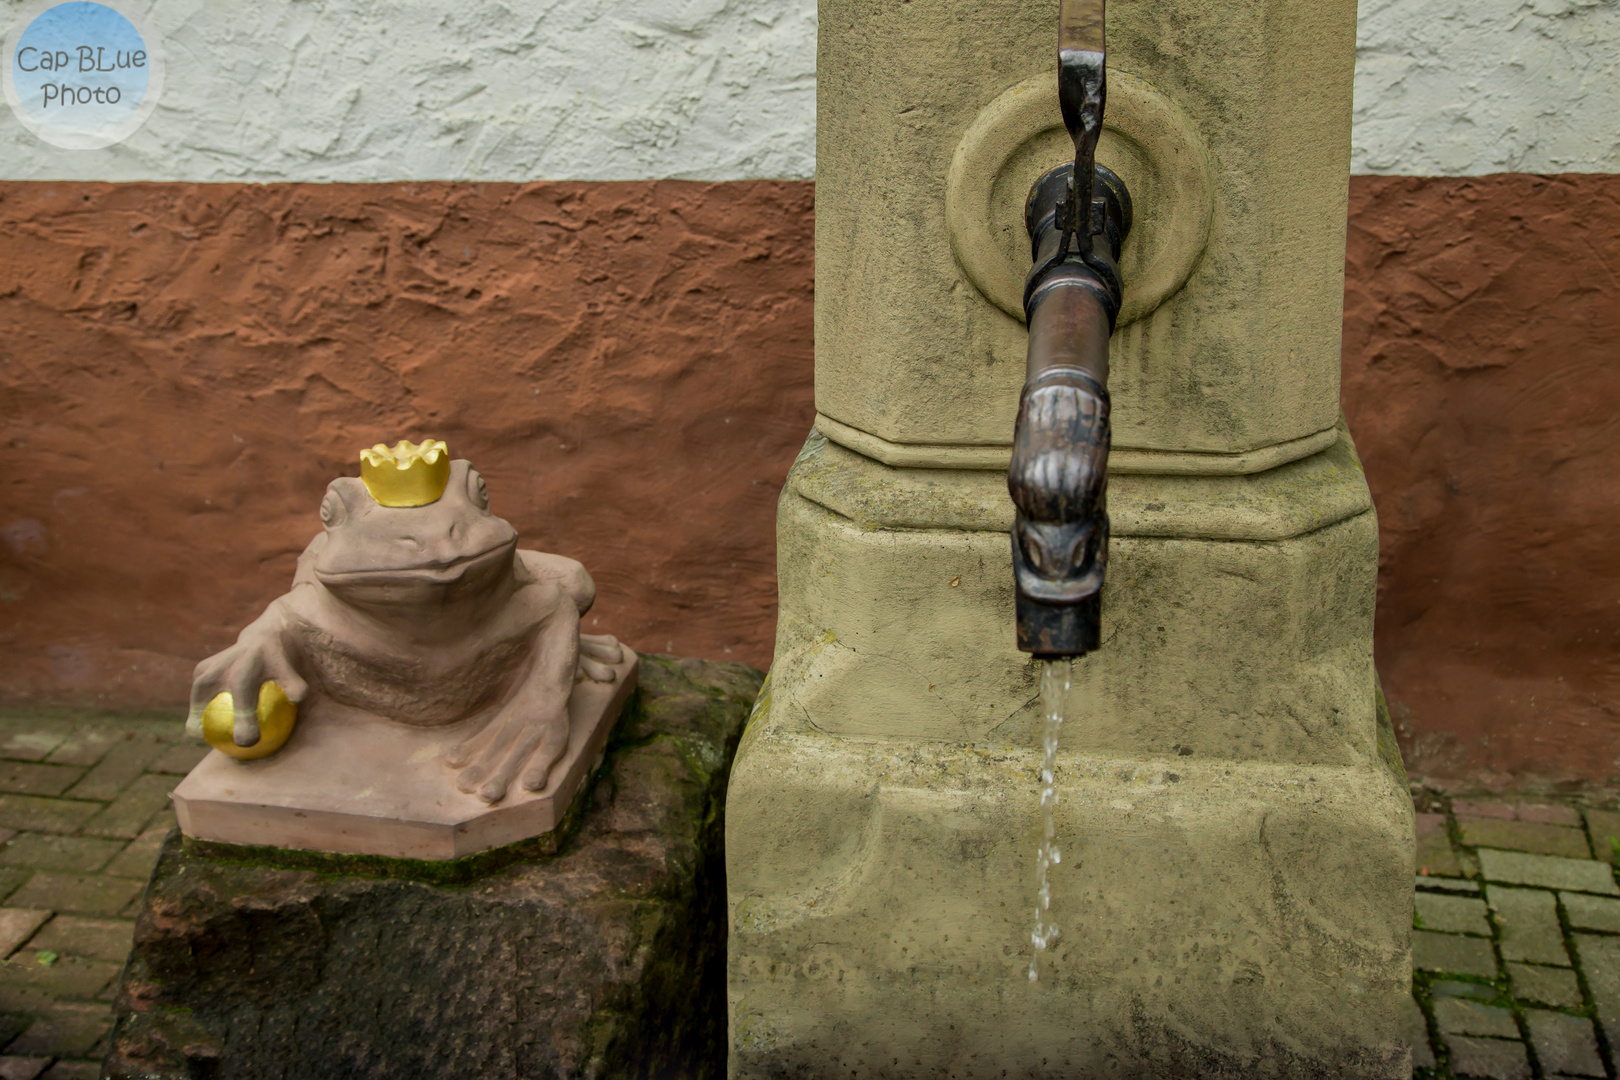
[184,440,627,807]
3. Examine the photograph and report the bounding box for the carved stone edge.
[945,68,1214,326]
[814,411,1339,476]
[794,417,1370,542]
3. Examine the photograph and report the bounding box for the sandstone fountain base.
[105,655,759,1080]
[173,651,638,860]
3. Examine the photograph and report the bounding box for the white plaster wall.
[1354,0,1620,175]
[2,0,1618,180]
[0,0,817,181]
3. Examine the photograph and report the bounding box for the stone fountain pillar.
[725,1,1413,1077]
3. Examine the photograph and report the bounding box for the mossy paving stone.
[102,656,761,1080]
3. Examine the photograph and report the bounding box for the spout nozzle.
[1012,160,1128,662]
[1014,0,1122,662]
[1016,592,1101,660]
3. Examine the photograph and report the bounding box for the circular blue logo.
[3,1,164,149]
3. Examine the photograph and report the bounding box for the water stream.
[1028,658,1072,981]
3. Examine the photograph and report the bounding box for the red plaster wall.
[0,181,815,707]
[1343,173,1620,789]
[4,175,1617,789]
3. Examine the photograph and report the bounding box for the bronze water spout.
[1009,0,1132,658]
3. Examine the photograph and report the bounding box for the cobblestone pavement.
[0,711,203,1080]
[1409,790,1620,1079]
[0,712,1612,1079]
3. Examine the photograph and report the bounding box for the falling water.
[1028,658,1072,981]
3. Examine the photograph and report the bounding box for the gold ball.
[202,681,298,760]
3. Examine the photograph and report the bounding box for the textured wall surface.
[1353,0,1620,175]
[5,0,1619,181]
[2,1,1617,782]
[3,175,1619,785]
[0,0,818,182]
[0,180,815,705]
[1343,173,1620,787]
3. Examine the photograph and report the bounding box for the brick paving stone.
[0,799,99,839]
[1561,891,1620,933]
[1414,931,1499,977]
[0,1057,51,1080]
[60,737,165,803]
[147,742,208,776]
[1517,804,1584,827]
[1433,980,1497,1001]
[1587,810,1620,865]
[0,835,124,875]
[1478,850,1620,895]
[1417,875,1481,894]
[41,729,120,769]
[1488,887,1570,965]
[102,824,169,880]
[6,1001,112,1058]
[0,765,85,801]
[1415,892,1492,935]
[1454,801,1517,821]
[0,874,30,908]
[5,875,142,918]
[39,1062,103,1080]
[1401,994,1436,1069]
[1434,997,1519,1038]
[0,956,121,1011]
[1506,962,1583,1009]
[0,913,50,961]
[0,733,66,764]
[27,917,134,964]
[1573,935,1620,1050]
[1524,1010,1604,1078]
[1416,812,1465,876]
[0,722,210,1075]
[1459,819,1592,859]
[79,774,173,840]
[1446,1035,1531,1079]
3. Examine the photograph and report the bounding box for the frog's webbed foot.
[577,633,623,683]
[187,614,308,749]
[446,707,570,805]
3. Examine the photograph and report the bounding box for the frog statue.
[183,440,626,806]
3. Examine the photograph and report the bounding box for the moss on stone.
[104,654,763,1080]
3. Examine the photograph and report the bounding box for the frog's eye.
[467,469,489,511]
[319,489,347,529]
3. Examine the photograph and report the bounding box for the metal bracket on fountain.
[1009,0,1133,659]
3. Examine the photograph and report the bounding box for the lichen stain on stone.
[104,654,761,1080]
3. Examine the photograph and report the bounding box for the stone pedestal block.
[173,652,640,860]
[730,0,1411,1072]
[730,432,1413,1076]
[103,655,761,1080]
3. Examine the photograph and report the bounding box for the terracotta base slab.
[173,650,638,860]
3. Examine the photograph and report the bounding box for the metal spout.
[1010,0,1131,659]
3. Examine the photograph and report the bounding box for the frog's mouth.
[314,538,517,586]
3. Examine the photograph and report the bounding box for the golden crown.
[359,439,451,507]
